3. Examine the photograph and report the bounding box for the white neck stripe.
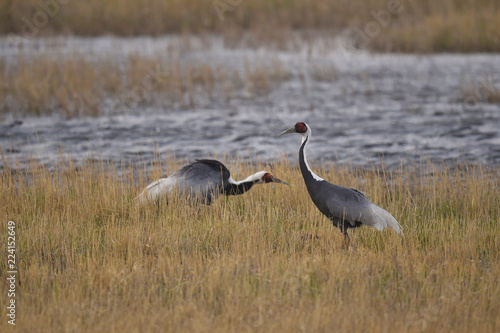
[301,128,324,182]
[228,171,265,185]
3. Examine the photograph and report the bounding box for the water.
[1,36,499,173]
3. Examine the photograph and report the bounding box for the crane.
[137,159,289,205]
[278,122,402,244]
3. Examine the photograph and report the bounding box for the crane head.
[262,172,290,185]
[251,171,290,185]
[277,122,309,136]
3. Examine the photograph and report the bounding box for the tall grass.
[461,78,500,105]
[0,54,291,117]
[2,0,500,52]
[1,151,499,332]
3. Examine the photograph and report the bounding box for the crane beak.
[278,126,296,137]
[271,176,290,185]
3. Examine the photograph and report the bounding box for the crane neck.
[299,132,324,184]
[225,173,260,195]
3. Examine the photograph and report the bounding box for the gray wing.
[326,185,372,225]
[174,162,225,202]
[318,182,402,233]
[310,182,372,226]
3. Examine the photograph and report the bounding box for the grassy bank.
[2,51,498,118]
[2,0,500,52]
[0,53,289,117]
[0,154,499,332]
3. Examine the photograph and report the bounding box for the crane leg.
[343,230,351,248]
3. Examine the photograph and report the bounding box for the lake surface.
[1,36,499,174]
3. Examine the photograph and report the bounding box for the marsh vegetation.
[1,1,499,331]
[0,155,499,332]
[3,0,500,53]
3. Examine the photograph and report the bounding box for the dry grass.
[0,54,291,117]
[2,0,500,52]
[309,62,338,82]
[0,56,117,117]
[0,151,499,332]
[461,78,500,105]
[371,5,500,53]
[244,59,290,96]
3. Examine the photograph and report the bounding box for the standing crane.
[137,159,289,205]
[278,122,402,244]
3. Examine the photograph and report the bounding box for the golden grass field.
[1,151,499,332]
[2,0,500,53]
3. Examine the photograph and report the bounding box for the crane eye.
[295,122,307,133]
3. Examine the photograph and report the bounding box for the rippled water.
[1,36,499,174]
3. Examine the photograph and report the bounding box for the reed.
[0,54,291,117]
[2,0,499,52]
[461,78,500,105]
[0,151,499,332]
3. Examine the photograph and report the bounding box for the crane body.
[137,159,288,205]
[279,122,402,242]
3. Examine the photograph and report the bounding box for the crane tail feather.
[136,177,177,204]
[367,204,403,236]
